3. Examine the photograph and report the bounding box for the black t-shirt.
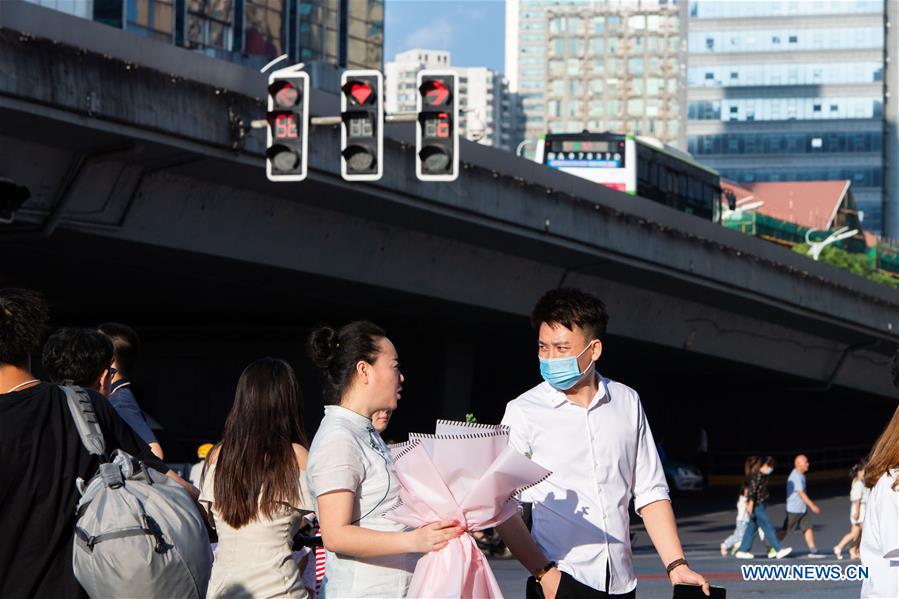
[0,382,168,599]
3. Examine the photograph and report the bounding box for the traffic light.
[266,71,309,182]
[340,70,383,181]
[416,70,458,182]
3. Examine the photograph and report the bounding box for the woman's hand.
[407,519,464,553]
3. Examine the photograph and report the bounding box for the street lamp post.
[805,226,859,261]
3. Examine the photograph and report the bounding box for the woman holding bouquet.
[306,321,463,598]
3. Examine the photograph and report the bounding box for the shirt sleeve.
[88,389,168,475]
[308,430,364,497]
[632,395,670,516]
[500,400,532,458]
[108,390,158,445]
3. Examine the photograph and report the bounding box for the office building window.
[186,0,232,50]
[126,0,174,41]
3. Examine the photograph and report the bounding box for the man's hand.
[810,504,821,515]
[669,564,710,596]
[538,567,561,599]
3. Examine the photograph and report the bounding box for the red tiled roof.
[864,231,878,249]
[721,179,850,230]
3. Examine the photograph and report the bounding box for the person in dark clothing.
[0,291,195,599]
[735,456,793,560]
[98,322,163,459]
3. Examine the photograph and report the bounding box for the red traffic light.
[270,81,300,108]
[420,80,450,106]
[345,81,374,105]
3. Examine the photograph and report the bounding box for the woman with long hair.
[201,358,313,599]
[306,321,463,598]
[860,393,899,597]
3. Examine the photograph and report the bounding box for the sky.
[384,0,506,74]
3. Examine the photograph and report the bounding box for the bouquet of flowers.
[385,420,551,598]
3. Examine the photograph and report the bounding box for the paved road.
[490,481,864,598]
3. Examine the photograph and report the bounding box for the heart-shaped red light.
[349,82,373,105]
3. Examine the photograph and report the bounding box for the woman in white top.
[201,358,313,599]
[306,321,463,598]
[860,401,899,599]
[834,460,867,560]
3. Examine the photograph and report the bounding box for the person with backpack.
[200,357,314,599]
[0,289,201,598]
[306,321,464,598]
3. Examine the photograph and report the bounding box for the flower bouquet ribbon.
[385,420,551,598]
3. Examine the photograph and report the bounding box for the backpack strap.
[61,385,107,458]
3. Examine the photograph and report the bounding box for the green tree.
[793,243,899,289]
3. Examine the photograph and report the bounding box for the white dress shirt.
[307,405,416,598]
[861,470,899,599]
[501,373,669,595]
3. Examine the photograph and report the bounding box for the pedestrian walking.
[833,459,868,560]
[0,291,192,598]
[720,456,759,556]
[778,454,824,557]
[306,321,463,598]
[495,287,710,598]
[735,456,793,559]
[98,322,163,459]
[200,357,313,599]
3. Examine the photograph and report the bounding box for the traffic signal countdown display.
[266,71,309,181]
[340,70,383,181]
[416,71,459,182]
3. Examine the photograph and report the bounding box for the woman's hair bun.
[308,325,339,369]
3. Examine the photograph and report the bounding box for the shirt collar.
[110,378,131,394]
[544,371,609,410]
[324,404,374,432]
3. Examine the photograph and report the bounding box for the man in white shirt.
[497,287,710,599]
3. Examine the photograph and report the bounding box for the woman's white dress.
[307,405,416,598]
[201,464,312,599]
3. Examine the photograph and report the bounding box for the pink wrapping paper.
[385,420,551,598]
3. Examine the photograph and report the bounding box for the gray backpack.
[62,385,212,598]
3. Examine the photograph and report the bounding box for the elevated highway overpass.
[1,1,897,460]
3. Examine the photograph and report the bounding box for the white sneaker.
[776,547,793,559]
[735,551,755,559]
[807,552,825,559]
[834,546,843,560]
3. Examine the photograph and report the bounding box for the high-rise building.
[687,0,888,234]
[26,0,384,71]
[505,0,688,153]
[385,49,520,152]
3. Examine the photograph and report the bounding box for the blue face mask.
[539,340,597,390]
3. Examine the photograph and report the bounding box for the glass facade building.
[30,0,383,71]
[687,0,887,233]
[506,0,688,153]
